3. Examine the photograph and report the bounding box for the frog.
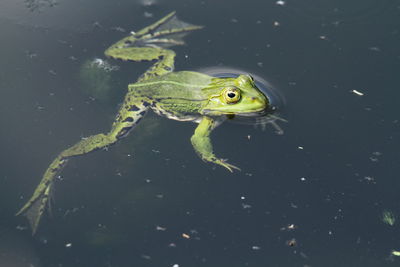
[17,11,271,234]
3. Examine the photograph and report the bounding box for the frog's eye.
[223,88,241,104]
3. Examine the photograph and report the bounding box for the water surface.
[1,0,400,266]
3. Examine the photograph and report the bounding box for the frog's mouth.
[202,106,269,117]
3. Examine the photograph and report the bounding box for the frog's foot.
[106,11,203,53]
[209,157,241,173]
[104,12,202,82]
[16,132,129,234]
[16,181,55,234]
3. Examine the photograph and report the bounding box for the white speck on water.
[242,203,252,209]
[144,12,153,18]
[273,21,280,26]
[141,254,151,260]
[65,243,72,247]
[351,89,364,96]
[298,146,304,150]
[156,225,167,231]
[252,245,261,250]
[368,46,381,52]
[276,0,285,6]
[168,243,177,248]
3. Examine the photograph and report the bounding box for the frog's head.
[201,75,269,117]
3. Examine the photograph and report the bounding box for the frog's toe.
[218,158,241,172]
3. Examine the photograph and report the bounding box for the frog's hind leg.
[106,46,176,82]
[104,11,202,82]
[106,11,203,52]
[16,99,149,234]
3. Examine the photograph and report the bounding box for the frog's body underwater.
[17,12,271,234]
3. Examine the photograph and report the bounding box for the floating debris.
[156,225,167,231]
[141,254,151,260]
[392,250,400,256]
[252,245,261,250]
[281,224,298,231]
[276,0,285,6]
[111,26,126,32]
[286,238,297,247]
[182,233,190,239]
[144,12,153,18]
[363,176,376,184]
[242,203,252,209]
[368,46,381,52]
[16,225,28,231]
[65,243,72,248]
[351,89,364,96]
[382,210,396,226]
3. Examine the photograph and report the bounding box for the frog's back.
[128,71,212,100]
[128,71,212,121]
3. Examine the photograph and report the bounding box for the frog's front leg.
[17,98,150,234]
[191,117,241,172]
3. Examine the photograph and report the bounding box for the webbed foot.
[208,157,241,173]
[16,181,54,234]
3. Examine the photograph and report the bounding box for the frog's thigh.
[105,47,175,82]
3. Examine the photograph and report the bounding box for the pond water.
[1,0,400,266]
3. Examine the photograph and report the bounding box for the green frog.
[17,12,271,234]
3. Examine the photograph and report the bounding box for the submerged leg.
[191,117,240,172]
[17,99,149,234]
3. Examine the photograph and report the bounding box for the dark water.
[1,0,400,266]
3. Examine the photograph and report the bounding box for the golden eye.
[223,88,241,104]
